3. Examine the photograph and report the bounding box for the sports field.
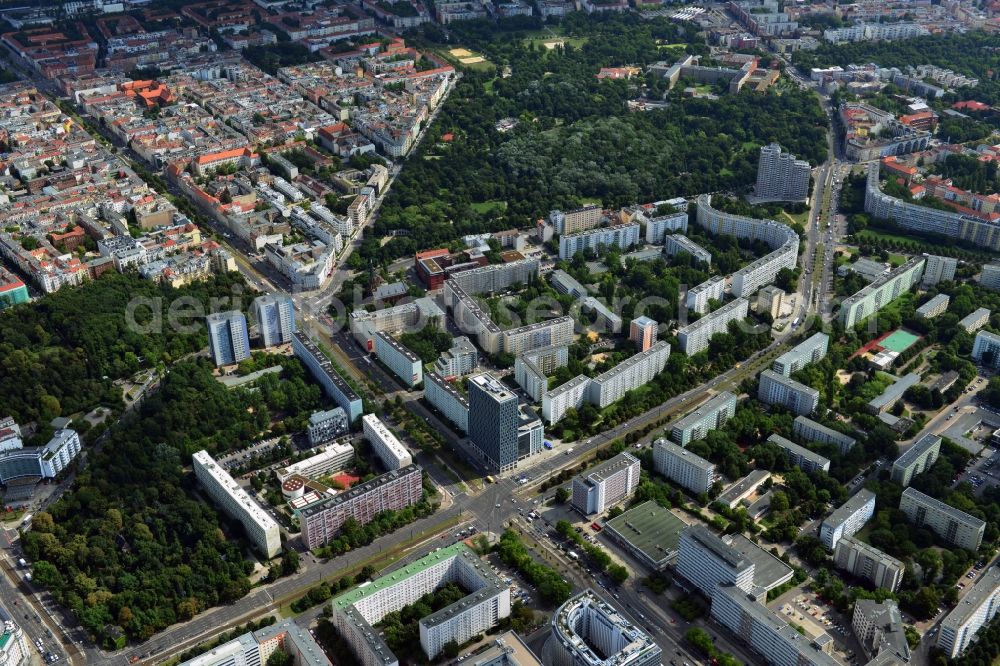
[879,329,920,353]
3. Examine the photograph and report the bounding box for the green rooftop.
[332,542,477,610]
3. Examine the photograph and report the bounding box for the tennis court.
[879,329,920,353]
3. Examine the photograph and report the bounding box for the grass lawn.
[888,253,906,267]
[471,200,508,214]
[855,228,922,246]
[523,35,589,50]
[781,209,809,227]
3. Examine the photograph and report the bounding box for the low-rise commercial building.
[772,332,829,377]
[867,373,921,414]
[938,566,1000,659]
[603,501,686,570]
[548,591,661,666]
[767,434,830,473]
[570,452,641,515]
[293,331,363,422]
[793,416,856,454]
[834,536,904,592]
[758,370,819,416]
[275,441,354,482]
[333,543,510,665]
[900,487,985,552]
[891,434,941,486]
[300,465,423,549]
[362,414,412,471]
[717,470,771,509]
[819,489,876,550]
[652,439,716,495]
[677,298,749,356]
[193,450,281,559]
[669,392,738,446]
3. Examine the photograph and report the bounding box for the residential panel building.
[921,254,957,287]
[916,293,950,319]
[375,331,423,388]
[819,489,876,550]
[558,223,640,260]
[300,465,423,549]
[424,371,469,433]
[542,375,590,425]
[758,369,820,416]
[676,524,755,599]
[645,210,689,244]
[514,345,569,403]
[333,543,510,665]
[570,452,641,515]
[434,336,478,378]
[793,416,856,454]
[193,450,281,559]
[550,205,603,235]
[938,566,1000,659]
[772,332,829,376]
[754,143,810,202]
[891,434,941,486]
[669,392,738,446]
[275,441,354,481]
[852,600,910,664]
[839,256,925,328]
[587,341,670,408]
[834,536,905,592]
[899,487,985,551]
[767,434,830,473]
[629,316,658,352]
[980,263,1000,291]
[252,293,296,348]
[960,307,991,333]
[972,330,1000,369]
[362,414,412,471]
[663,234,712,265]
[677,298,749,356]
[685,275,726,315]
[710,585,841,666]
[652,438,716,495]
[207,310,251,366]
[292,331,364,422]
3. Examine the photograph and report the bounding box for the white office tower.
[921,254,957,287]
[711,585,841,666]
[899,487,985,552]
[938,566,1000,659]
[972,330,1000,369]
[652,439,716,495]
[834,536,904,592]
[771,332,829,376]
[676,525,755,599]
[819,489,876,550]
[362,414,412,470]
[252,293,296,348]
[192,450,281,559]
[754,143,811,202]
[670,391,737,446]
[207,310,251,366]
[546,591,661,666]
[333,543,510,664]
[570,452,640,515]
[852,600,910,664]
[758,369,819,416]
